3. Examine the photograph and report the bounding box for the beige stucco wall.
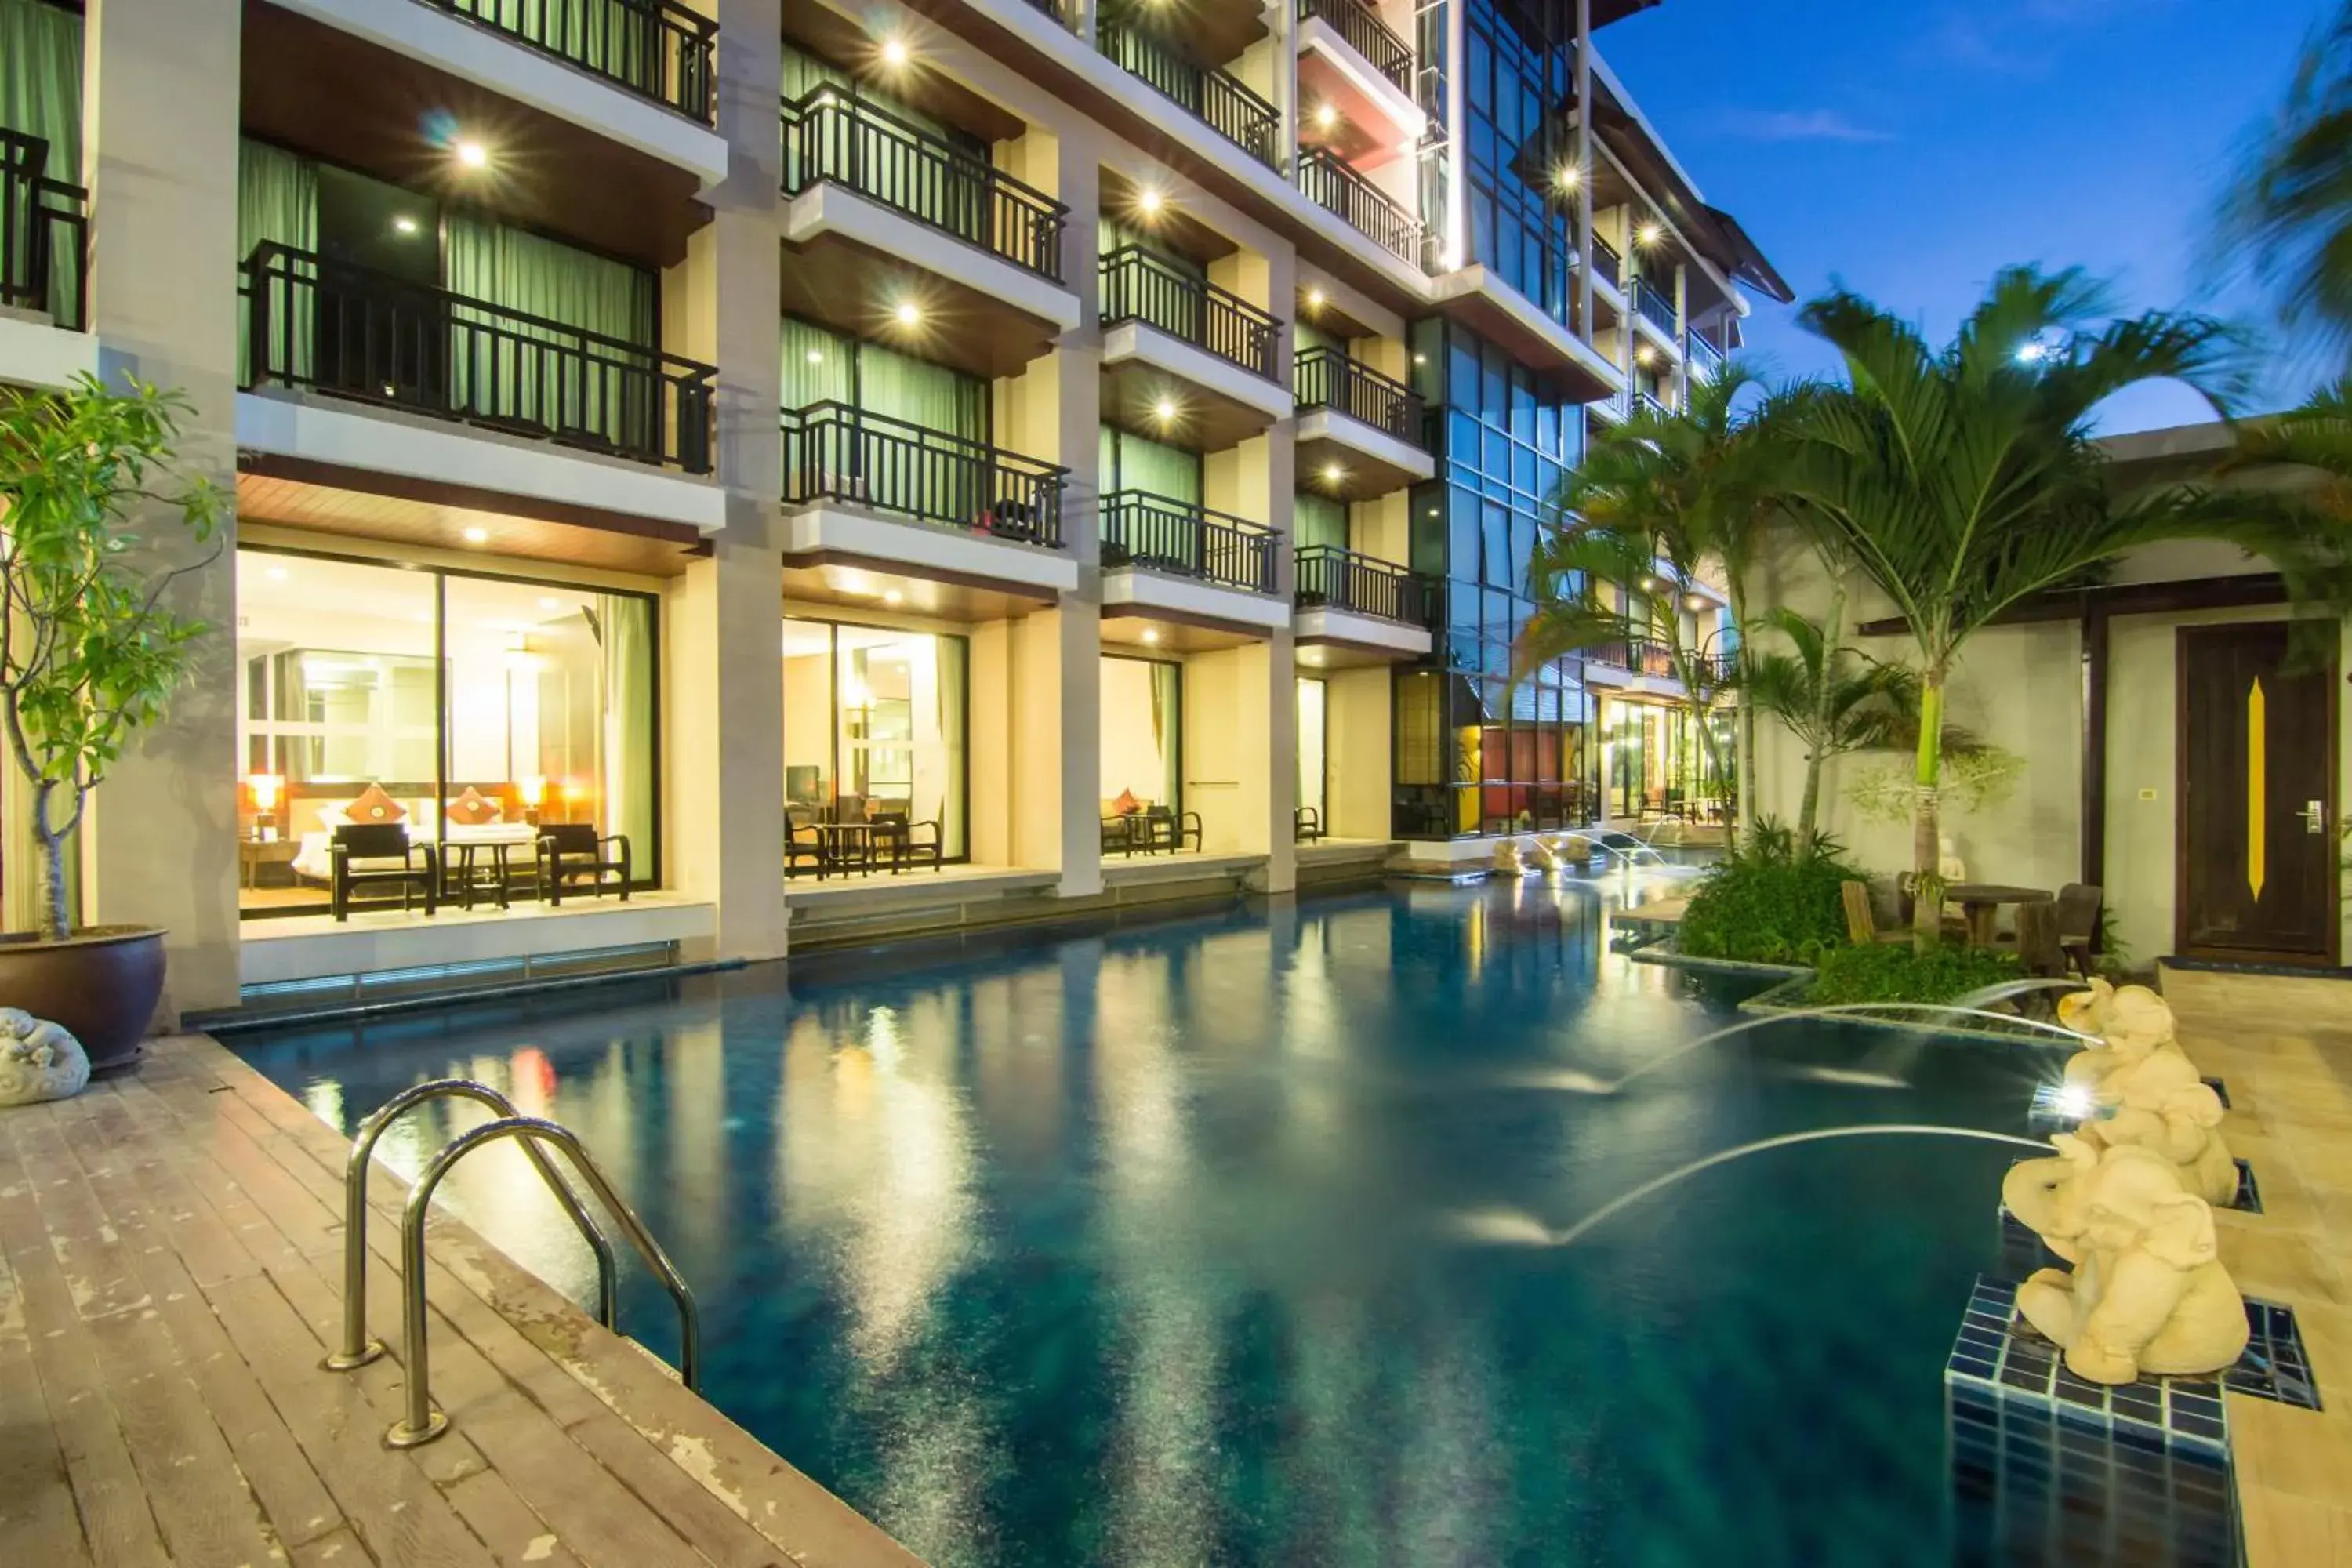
[1324,664,1392,839]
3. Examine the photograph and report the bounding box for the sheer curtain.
[235,140,318,384]
[594,594,655,884]
[1100,427,1202,505]
[1294,492,1348,550]
[1,0,79,326]
[445,214,656,446]
[933,636,967,858]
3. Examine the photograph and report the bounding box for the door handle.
[2300,799,2328,835]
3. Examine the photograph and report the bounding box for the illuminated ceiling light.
[893,300,921,327]
[454,139,489,172]
[462,526,490,544]
[1321,463,1345,485]
[1635,343,1656,366]
[1555,164,1579,192]
[392,215,420,237]
[1413,351,1427,365]
[1636,222,1662,246]
[1313,103,1338,131]
[884,590,905,605]
[1136,185,1165,218]
[1152,397,1177,423]
[1305,286,1326,310]
[1142,626,1161,644]
[1638,575,1658,592]
[538,596,562,611]
[1685,593,1708,612]
[266,566,289,582]
[880,35,910,67]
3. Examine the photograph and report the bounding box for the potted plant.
[0,374,222,1072]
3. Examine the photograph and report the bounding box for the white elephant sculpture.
[2002,1133,2249,1385]
[2061,985,2198,1094]
[2056,984,2236,1205]
[1523,838,1559,872]
[0,1008,89,1106]
[2088,1082,2238,1207]
[1492,840,1524,876]
[2056,976,2116,1039]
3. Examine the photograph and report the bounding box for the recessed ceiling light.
[1137,186,1164,217]
[392,215,420,236]
[894,301,921,326]
[1322,463,1344,485]
[884,590,904,605]
[1638,222,1662,245]
[1142,627,1161,644]
[454,139,488,171]
[1555,165,1580,191]
[1306,287,1326,309]
[880,36,910,67]
[1152,397,1177,422]
[1313,103,1338,130]
[463,526,489,544]
[1413,352,1426,364]
[538,596,561,611]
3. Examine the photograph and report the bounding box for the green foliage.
[1803,942,2025,1007]
[0,374,223,940]
[1675,830,1866,964]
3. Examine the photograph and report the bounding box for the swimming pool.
[238,869,2071,1566]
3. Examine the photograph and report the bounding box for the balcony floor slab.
[0,309,96,393]
[1296,408,1436,495]
[1294,606,1432,663]
[785,503,1076,599]
[1102,569,1291,637]
[1102,320,1293,443]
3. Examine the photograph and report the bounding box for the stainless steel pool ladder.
[325,1078,702,1449]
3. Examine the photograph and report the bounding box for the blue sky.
[1599,0,2330,431]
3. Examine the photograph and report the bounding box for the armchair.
[786,807,827,877]
[872,811,943,873]
[537,824,631,905]
[1143,804,1203,854]
[1294,805,1324,844]
[328,823,438,922]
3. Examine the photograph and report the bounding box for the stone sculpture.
[2056,976,2115,1038]
[0,1008,89,1106]
[2061,985,2198,1094]
[1523,838,1558,872]
[2056,983,2236,1205]
[2002,1134,2249,1384]
[1491,840,1524,876]
[2091,1082,2238,1207]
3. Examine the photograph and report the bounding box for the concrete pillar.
[666,0,786,960]
[1054,156,1105,898]
[79,0,244,1017]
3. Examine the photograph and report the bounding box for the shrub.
[1675,830,1865,964]
[1803,942,2023,1006]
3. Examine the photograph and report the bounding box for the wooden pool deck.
[0,1032,923,1568]
[2163,965,2352,1568]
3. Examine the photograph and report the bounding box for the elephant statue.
[0,1009,89,1106]
[1492,840,1524,876]
[2002,1133,2249,1384]
[1523,838,1559,872]
[2061,985,2200,1096]
[2087,1080,2238,1207]
[2056,976,2115,1038]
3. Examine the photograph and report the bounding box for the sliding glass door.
[782,618,969,863]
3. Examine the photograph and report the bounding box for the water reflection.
[238,861,2044,1568]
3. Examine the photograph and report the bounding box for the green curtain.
[1295,492,1349,551]
[1150,661,1181,817]
[0,0,80,327]
[780,316,853,409]
[455,2,652,95]
[858,340,983,438]
[1295,320,1337,358]
[594,594,655,883]
[1099,426,1202,506]
[935,635,967,858]
[236,139,320,383]
[445,213,656,446]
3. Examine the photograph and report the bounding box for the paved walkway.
[2161,965,2352,1568]
[0,1033,922,1568]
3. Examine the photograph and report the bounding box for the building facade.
[0,0,1777,1018]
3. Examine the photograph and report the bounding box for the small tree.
[0,376,223,942]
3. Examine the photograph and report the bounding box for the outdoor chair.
[786,807,826,877]
[1294,805,1324,843]
[1840,880,1907,946]
[537,824,631,905]
[872,811,943,873]
[1144,804,1203,855]
[2054,882,2105,978]
[328,822,439,922]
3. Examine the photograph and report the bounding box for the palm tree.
[1738,606,1977,848]
[1519,363,1809,843]
[2213,3,2352,371]
[1787,266,2343,949]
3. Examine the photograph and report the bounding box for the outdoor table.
[1944,882,2053,948]
[811,822,877,877]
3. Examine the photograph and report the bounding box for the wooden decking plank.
[0,1120,172,1567]
[6,1116,155,1322]
[0,1333,94,1568]
[289,1525,376,1568]
[441,1469,590,1568]
[205,1271,499,1568]
[449,1398,722,1568]
[83,1306,282,1567]
[67,1083,263,1289]
[567,1409,793,1568]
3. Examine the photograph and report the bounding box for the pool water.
[238,870,2074,1566]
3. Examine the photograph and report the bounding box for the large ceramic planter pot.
[0,926,165,1073]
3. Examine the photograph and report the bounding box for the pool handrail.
[386,1115,701,1447]
[327,1077,619,1371]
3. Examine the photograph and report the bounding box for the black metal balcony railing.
[1098,20,1281,169]
[1099,245,1280,380]
[1592,639,1730,682]
[1,129,87,332]
[1591,234,1621,290]
[1632,277,1679,336]
[1102,490,1276,593]
[1295,147,1424,268]
[1686,329,1726,380]
[1294,544,1434,625]
[1298,0,1413,93]
[423,0,717,124]
[1639,389,1671,420]
[782,401,1065,546]
[1294,347,1425,446]
[241,243,715,474]
[780,88,1068,281]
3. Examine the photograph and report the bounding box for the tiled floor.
[2160,964,2352,1568]
[0,1034,921,1568]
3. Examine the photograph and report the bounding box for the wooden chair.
[871,811,942,873]
[1294,805,1324,843]
[329,823,438,922]
[1841,880,1907,946]
[536,824,631,905]
[2054,882,2105,978]
[1144,804,1203,854]
[786,807,826,877]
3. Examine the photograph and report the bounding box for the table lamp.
[249,773,283,841]
[517,775,546,826]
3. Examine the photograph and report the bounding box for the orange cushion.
[1113,788,1140,816]
[347,782,405,824]
[447,786,500,826]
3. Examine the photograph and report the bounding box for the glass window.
[235,548,658,917]
[783,619,969,863]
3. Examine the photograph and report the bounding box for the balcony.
[1099,245,1291,448]
[1298,0,1411,93]
[1589,386,1631,424]
[1632,277,1680,343]
[1295,147,1424,269]
[1098,21,1280,169]
[1687,329,1726,381]
[1294,347,1434,496]
[1591,234,1622,291]
[1639,390,1671,420]
[0,128,89,388]
[1293,543,1436,663]
[1100,490,1290,634]
[240,243,715,474]
[1588,639,1728,685]
[779,401,1076,601]
[416,0,717,123]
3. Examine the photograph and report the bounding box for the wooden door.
[2177,622,2339,962]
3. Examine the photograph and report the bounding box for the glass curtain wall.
[1460,0,1577,328]
[1603,699,1730,822]
[1393,317,1591,837]
[782,619,969,862]
[234,549,658,916]
[1099,655,1181,816]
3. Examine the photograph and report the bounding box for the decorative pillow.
[446,786,500,826]
[1113,788,1141,816]
[347,782,406,825]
